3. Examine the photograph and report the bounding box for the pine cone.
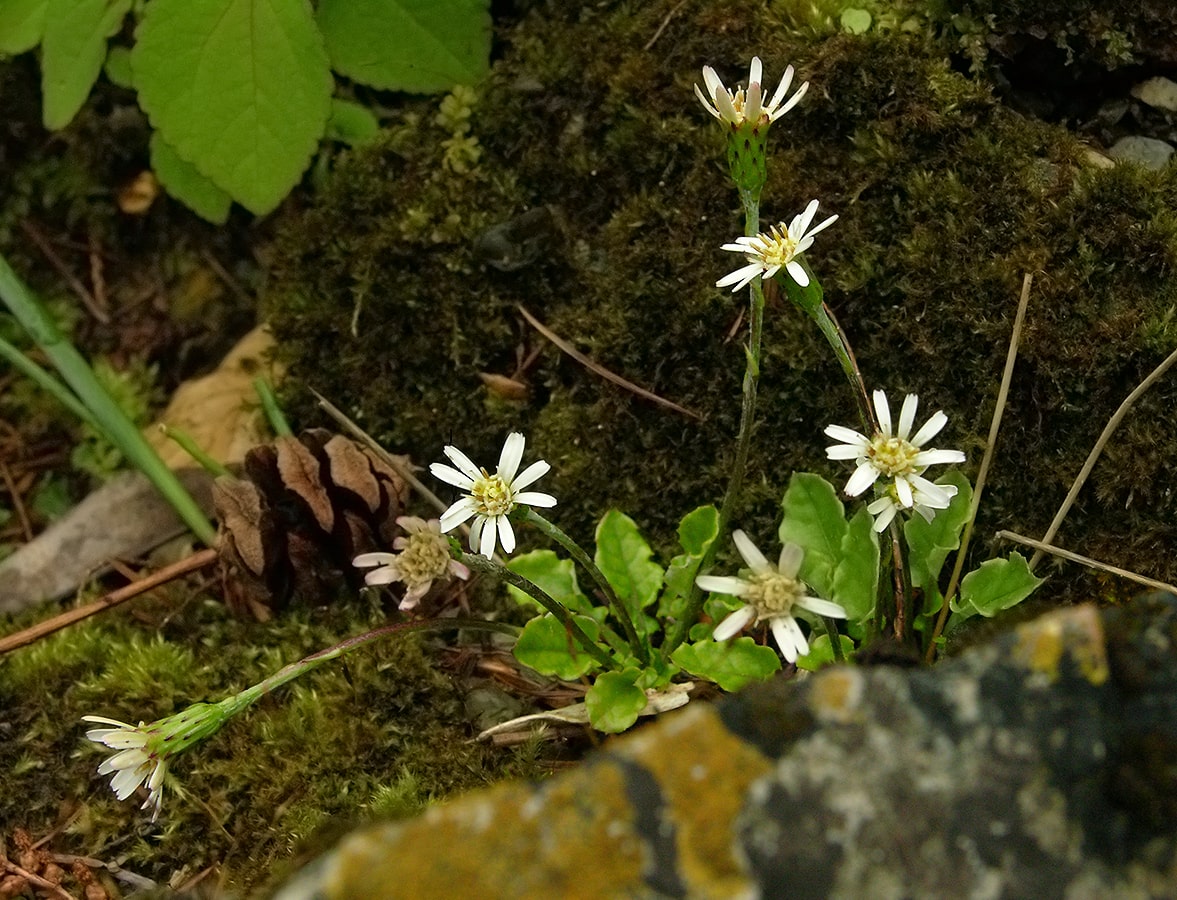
[213,429,409,620]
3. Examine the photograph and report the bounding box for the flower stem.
[810,303,873,433]
[667,187,764,651]
[460,552,619,671]
[519,508,648,666]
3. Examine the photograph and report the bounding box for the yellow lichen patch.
[809,667,866,724]
[1011,604,1109,686]
[617,704,772,897]
[326,763,645,899]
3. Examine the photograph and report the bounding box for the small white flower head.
[825,390,966,531]
[716,200,838,292]
[353,516,471,610]
[429,432,557,559]
[696,530,846,663]
[695,56,808,129]
[82,703,224,821]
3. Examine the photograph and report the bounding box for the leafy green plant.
[0,0,491,221]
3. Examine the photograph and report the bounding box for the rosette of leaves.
[0,0,491,221]
[213,429,408,620]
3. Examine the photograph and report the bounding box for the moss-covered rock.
[268,0,1177,597]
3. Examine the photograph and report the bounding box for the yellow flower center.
[399,531,453,585]
[745,571,804,616]
[867,435,919,477]
[757,226,798,267]
[471,471,515,518]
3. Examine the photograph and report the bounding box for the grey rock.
[274,597,1177,899]
[1109,135,1175,170]
[1131,77,1177,112]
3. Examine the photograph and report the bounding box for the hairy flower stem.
[810,303,873,434]
[520,508,648,665]
[668,187,764,651]
[460,552,618,671]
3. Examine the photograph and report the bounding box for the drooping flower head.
[83,703,226,821]
[717,199,838,292]
[353,516,471,610]
[696,530,846,663]
[825,390,965,531]
[430,432,557,559]
[694,57,808,194]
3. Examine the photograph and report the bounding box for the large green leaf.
[779,473,848,598]
[671,637,780,692]
[41,0,131,129]
[0,0,48,55]
[317,0,490,93]
[150,132,232,224]
[659,504,719,618]
[904,470,972,593]
[830,506,879,624]
[595,510,662,614]
[513,613,602,680]
[585,670,647,733]
[954,553,1043,619]
[132,0,333,215]
[506,549,596,618]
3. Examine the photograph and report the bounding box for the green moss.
[267,0,1177,596]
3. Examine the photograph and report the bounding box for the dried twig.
[643,0,688,51]
[0,460,34,542]
[999,531,1177,595]
[19,220,109,324]
[0,857,73,900]
[0,549,218,656]
[517,304,703,421]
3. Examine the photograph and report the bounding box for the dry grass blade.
[999,531,1177,595]
[516,304,704,421]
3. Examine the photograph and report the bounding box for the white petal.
[844,462,881,497]
[364,567,403,586]
[744,80,763,121]
[696,575,752,597]
[468,516,485,553]
[430,462,475,490]
[497,432,525,482]
[912,448,966,467]
[442,445,483,482]
[771,616,808,663]
[910,476,952,507]
[895,394,918,440]
[713,605,756,640]
[515,490,558,508]
[720,240,753,253]
[824,424,869,446]
[826,443,865,460]
[479,517,499,558]
[795,595,848,619]
[512,459,550,491]
[439,497,478,533]
[766,64,794,111]
[894,476,915,508]
[732,529,771,573]
[748,56,762,87]
[873,390,892,436]
[805,213,838,239]
[911,410,948,446]
[774,80,808,117]
[871,503,898,532]
[496,515,516,555]
[352,552,397,568]
[795,199,819,237]
[693,83,720,119]
[82,715,136,729]
[717,263,764,292]
[777,542,804,578]
[702,66,724,100]
[785,259,809,287]
[715,89,739,123]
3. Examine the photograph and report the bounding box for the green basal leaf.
[671,637,780,692]
[779,472,848,598]
[953,552,1043,619]
[317,0,491,93]
[103,45,133,89]
[513,613,603,680]
[595,510,662,614]
[326,98,381,146]
[830,505,879,624]
[0,0,48,55]
[150,132,232,225]
[133,0,333,215]
[41,0,131,129]
[660,504,719,618]
[585,669,647,734]
[795,633,856,672]
[506,549,596,618]
[904,470,972,591]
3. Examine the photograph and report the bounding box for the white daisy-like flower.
[825,390,966,530]
[716,200,838,292]
[82,716,167,821]
[696,530,846,663]
[429,432,557,559]
[353,516,471,610]
[694,56,808,128]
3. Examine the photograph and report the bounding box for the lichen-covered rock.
[274,594,1177,898]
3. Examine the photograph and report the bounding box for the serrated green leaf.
[326,98,381,146]
[506,549,594,616]
[660,505,719,618]
[595,510,662,613]
[585,669,646,733]
[779,473,848,597]
[795,633,856,672]
[317,0,491,93]
[150,132,232,224]
[831,506,879,624]
[41,0,131,129]
[132,0,333,215]
[954,552,1042,618]
[513,613,602,680]
[904,470,972,591]
[671,637,780,692]
[0,0,48,55]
